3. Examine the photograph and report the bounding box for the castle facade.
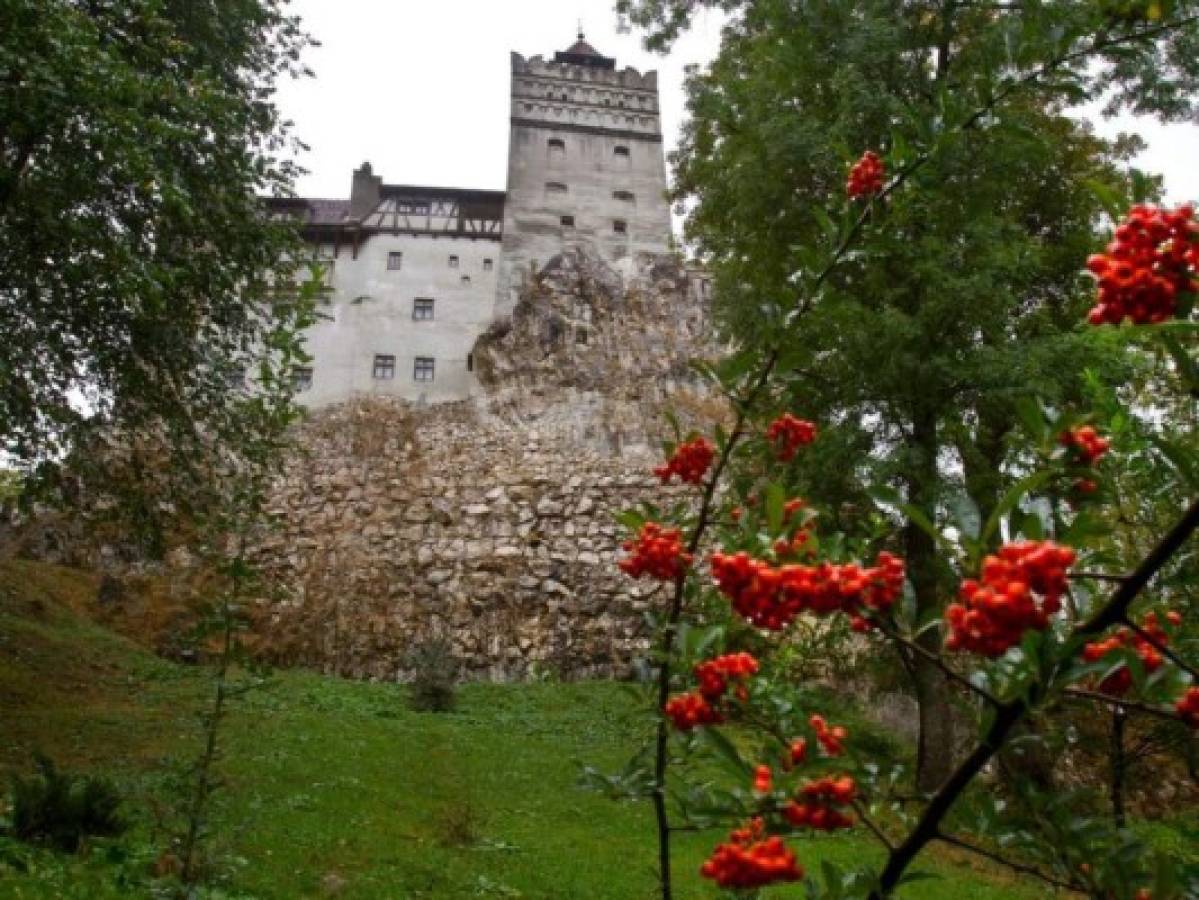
[270,35,675,408]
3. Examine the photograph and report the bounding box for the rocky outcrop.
[251,248,720,680]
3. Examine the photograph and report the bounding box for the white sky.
[275,0,1198,212]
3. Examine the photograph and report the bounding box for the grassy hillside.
[0,561,1052,898]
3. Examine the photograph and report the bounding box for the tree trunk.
[1110,705,1127,828]
[906,405,956,793]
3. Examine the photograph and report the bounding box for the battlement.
[511,52,659,92]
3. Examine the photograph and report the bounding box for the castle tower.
[495,34,673,318]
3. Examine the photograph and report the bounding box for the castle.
[268,34,679,408]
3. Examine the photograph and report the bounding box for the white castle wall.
[300,233,499,407]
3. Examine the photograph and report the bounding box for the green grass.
[0,563,1045,898]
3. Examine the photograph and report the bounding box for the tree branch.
[1062,688,1181,723]
[934,831,1084,894]
[873,619,1002,706]
[870,497,1199,898]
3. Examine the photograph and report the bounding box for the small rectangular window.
[613,145,630,157]
[561,215,575,228]
[613,219,628,235]
[413,298,434,320]
[467,352,474,372]
[483,258,494,271]
[449,255,459,268]
[545,182,568,195]
[613,190,635,203]
[461,275,471,286]
[387,251,403,270]
[292,366,313,392]
[414,357,435,382]
[373,354,396,380]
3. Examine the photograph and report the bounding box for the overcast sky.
[275,0,1198,211]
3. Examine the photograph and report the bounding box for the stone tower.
[495,33,673,318]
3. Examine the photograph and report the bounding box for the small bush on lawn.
[407,635,459,712]
[7,753,127,852]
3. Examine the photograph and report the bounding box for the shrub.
[407,635,459,712]
[7,753,127,852]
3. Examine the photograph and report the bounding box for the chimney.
[350,161,382,220]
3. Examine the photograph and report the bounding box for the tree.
[0,0,317,549]
[618,0,1199,791]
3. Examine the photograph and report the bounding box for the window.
[448,255,459,268]
[560,215,575,228]
[414,357,435,382]
[398,200,430,215]
[613,145,631,158]
[413,298,434,321]
[545,182,568,195]
[548,138,565,153]
[387,251,403,270]
[467,353,474,372]
[292,366,313,392]
[613,190,635,203]
[483,258,494,271]
[575,328,588,345]
[373,354,396,380]
[613,219,628,235]
[461,275,472,286]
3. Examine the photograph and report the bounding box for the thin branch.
[650,352,779,900]
[873,619,1002,706]
[934,832,1084,894]
[1119,614,1199,682]
[1062,688,1181,723]
[852,799,895,851]
[1068,571,1131,583]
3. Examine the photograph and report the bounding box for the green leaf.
[1014,397,1048,443]
[980,471,1053,547]
[765,482,786,535]
[700,727,752,779]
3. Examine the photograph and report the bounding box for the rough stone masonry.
[251,247,720,680]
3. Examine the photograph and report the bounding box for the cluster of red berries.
[665,652,759,731]
[1085,204,1199,325]
[662,692,722,730]
[945,541,1076,657]
[1060,425,1111,496]
[783,775,857,831]
[700,818,804,889]
[1082,611,1180,696]
[618,523,693,581]
[1060,425,1111,464]
[1178,687,1199,728]
[847,150,885,198]
[695,652,759,700]
[654,436,715,485]
[809,714,848,756]
[710,550,905,631]
[765,414,818,462]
